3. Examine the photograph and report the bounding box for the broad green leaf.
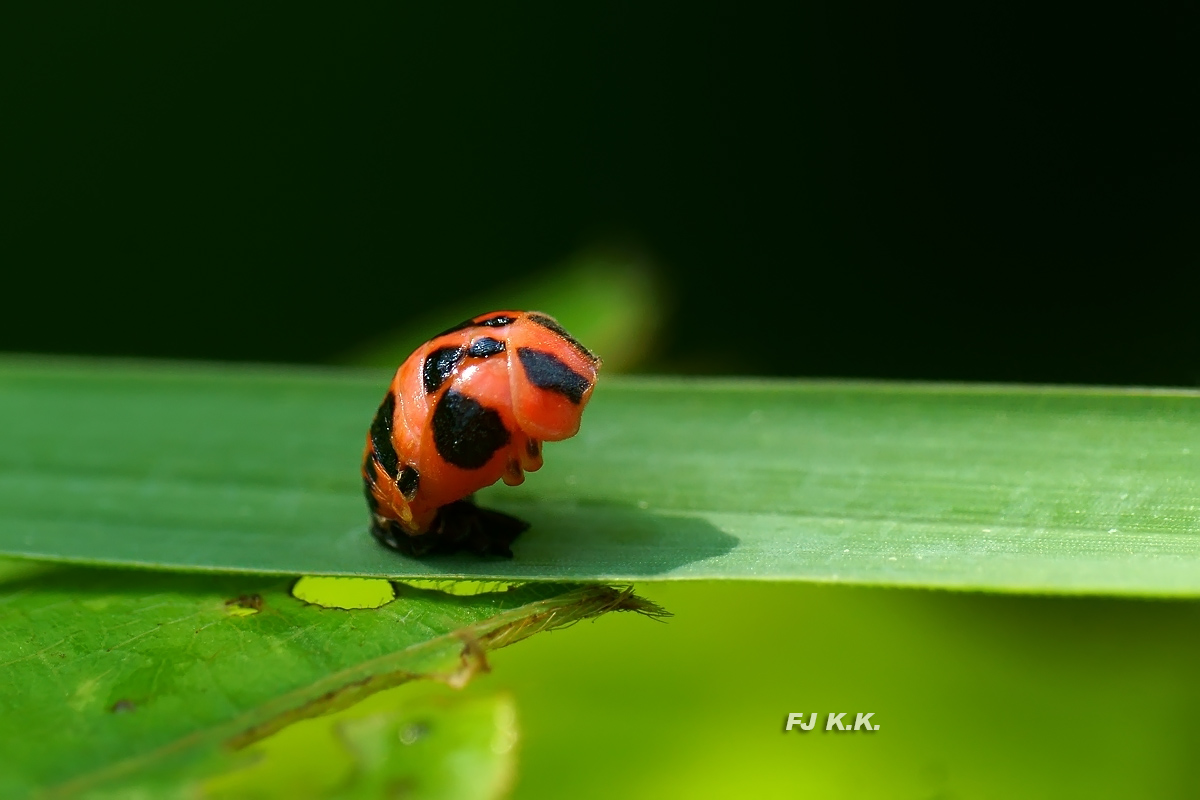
[1,357,1199,595]
[0,557,652,797]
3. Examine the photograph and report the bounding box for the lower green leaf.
[0,560,658,797]
[201,685,519,800]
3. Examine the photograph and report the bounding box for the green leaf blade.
[0,556,636,797]
[2,357,1199,594]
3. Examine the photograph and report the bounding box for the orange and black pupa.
[362,311,601,557]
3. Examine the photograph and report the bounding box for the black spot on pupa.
[526,438,540,458]
[467,336,506,358]
[434,314,517,339]
[398,465,420,501]
[516,347,591,404]
[369,395,400,479]
[432,390,511,469]
[423,346,465,394]
[478,315,517,328]
[526,313,599,363]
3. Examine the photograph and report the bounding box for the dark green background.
[4,2,1196,383]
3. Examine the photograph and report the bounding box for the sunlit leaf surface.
[1,357,1199,594]
[0,557,637,797]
